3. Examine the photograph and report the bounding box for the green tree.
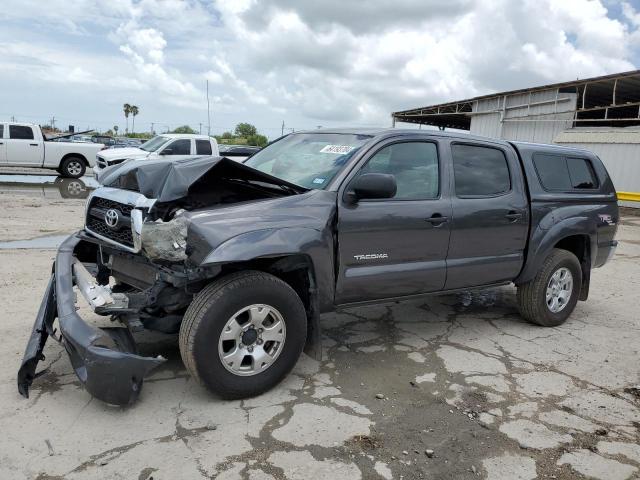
[234,122,257,137]
[123,103,131,133]
[172,125,197,134]
[221,131,234,139]
[246,134,268,147]
[130,105,139,133]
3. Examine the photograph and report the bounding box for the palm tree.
[130,105,139,134]
[123,103,131,134]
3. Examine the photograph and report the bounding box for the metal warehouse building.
[392,70,640,206]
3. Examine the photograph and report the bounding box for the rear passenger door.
[445,141,528,290]
[196,139,213,156]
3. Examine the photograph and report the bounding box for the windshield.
[244,133,372,189]
[140,136,170,152]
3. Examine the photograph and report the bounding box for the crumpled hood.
[98,155,308,202]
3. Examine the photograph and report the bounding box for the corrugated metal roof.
[393,69,640,116]
[554,128,640,144]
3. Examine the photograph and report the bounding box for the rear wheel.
[59,156,86,178]
[517,249,582,327]
[179,271,307,399]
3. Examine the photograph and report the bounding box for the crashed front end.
[18,156,305,405]
[17,234,167,406]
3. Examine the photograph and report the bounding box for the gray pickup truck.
[18,129,619,405]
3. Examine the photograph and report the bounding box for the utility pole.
[199,123,202,134]
[10,115,15,122]
[151,123,154,134]
[206,80,211,136]
[51,116,56,130]
[281,120,285,136]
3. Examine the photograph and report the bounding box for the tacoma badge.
[354,253,389,261]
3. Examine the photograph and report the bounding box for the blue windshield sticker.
[312,177,326,184]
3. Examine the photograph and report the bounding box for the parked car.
[93,134,219,175]
[219,144,261,162]
[0,122,105,177]
[18,128,618,405]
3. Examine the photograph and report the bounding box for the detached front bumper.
[17,234,165,406]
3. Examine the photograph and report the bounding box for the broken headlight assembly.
[133,209,189,262]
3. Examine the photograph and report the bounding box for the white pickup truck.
[94,134,219,175]
[0,122,105,178]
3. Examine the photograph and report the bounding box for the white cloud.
[0,0,638,134]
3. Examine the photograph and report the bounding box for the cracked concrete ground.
[1,192,639,479]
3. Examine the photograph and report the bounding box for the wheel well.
[553,234,591,301]
[553,235,589,263]
[60,153,88,167]
[217,255,316,311]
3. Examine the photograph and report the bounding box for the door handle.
[30,143,39,146]
[426,213,449,226]
[505,211,523,222]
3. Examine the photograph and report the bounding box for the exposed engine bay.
[84,156,308,333]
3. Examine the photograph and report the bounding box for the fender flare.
[200,227,333,361]
[516,215,596,286]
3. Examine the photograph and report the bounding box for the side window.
[533,154,598,190]
[567,157,598,189]
[360,142,439,199]
[0,124,3,138]
[452,144,511,197]
[9,125,34,140]
[165,139,191,155]
[533,154,571,190]
[196,139,212,155]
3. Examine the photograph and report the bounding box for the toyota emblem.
[104,209,120,229]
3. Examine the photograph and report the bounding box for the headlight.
[136,210,189,262]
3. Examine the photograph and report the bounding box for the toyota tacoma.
[18,129,619,405]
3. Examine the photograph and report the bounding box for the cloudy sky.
[1,0,639,138]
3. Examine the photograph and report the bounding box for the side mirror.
[349,173,397,201]
[160,148,173,156]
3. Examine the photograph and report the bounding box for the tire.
[59,156,86,178]
[179,271,307,399]
[517,248,582,327]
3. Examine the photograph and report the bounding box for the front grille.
[86,197,134,248]
[96,157,126,170]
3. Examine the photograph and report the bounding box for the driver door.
[335,139,452,304]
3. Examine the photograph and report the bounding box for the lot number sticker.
[320,145,355,154]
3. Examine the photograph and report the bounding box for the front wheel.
[517,249,582,327]
[59,156,86,178]
[179,271,307,399]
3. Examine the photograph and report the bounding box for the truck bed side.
[510,142,618,288]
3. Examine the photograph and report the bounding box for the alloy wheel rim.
[546,267,573,313]
[67,161,83,176]
[218,304,286,376]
